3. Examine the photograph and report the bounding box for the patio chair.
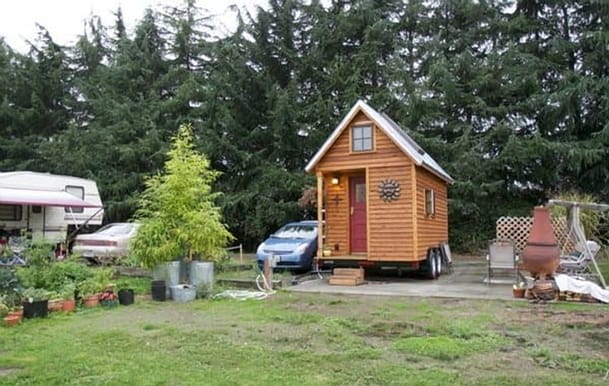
[484,240,522,285]
[559,240,600,280]
[440,242,454,274]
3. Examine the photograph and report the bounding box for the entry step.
[329,267,365,286]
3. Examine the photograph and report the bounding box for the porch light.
[331,175,340,185]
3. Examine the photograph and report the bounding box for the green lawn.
[1,291,608,385]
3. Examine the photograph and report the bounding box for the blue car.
[256,220,318,272]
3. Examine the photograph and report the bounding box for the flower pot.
[323,250,332,257]
[8,308,23,319]
[170,284,197,303]
[48,299,64,312]
[118,289,135,306]
[151,280,166,301]
[3,315,21,327]
[101,299,118,308]
[83,294,100,308]
[512,288,526,298]
[62,299,76,312]
[23,300,49,318]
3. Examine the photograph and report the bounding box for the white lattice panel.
[496,216,570,253]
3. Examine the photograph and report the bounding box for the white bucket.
[170,284,197,302]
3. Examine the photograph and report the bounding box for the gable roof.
[305,100,454,183]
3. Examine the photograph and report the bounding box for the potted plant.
[47,291,64,312]
[0,300,18,327]
[0,300,9,317]
[78,279,101,308]
[99,290,118,308]
[61,283,76,312]
[512,282,526,298]
[131,124,233,289]
[22,287,50,318]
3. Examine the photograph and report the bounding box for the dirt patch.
[0,368,18,377]
[358,321,427,338]
[511,309,609,327]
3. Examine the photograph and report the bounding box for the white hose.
[213,272,276,300]
[213,290,271,300]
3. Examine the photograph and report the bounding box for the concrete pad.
[287,260,521,301]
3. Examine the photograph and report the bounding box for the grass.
[1,292,608,385]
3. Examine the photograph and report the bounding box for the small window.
[425,189,435,216]
[0,204,22,221]
[32,206,42,214]
[352,125,373,152]
[355,183,366,203]
[65,185,84,214]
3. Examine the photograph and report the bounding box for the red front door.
[349,176,367,253]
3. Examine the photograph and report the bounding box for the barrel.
[151,280,166,301]
[153,261,181,299]
[190,261,214,297]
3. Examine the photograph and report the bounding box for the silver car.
[72,223,140,264]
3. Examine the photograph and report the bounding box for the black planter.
[151,280,166,301]
[118,289,135,305]
[23,299,49,318]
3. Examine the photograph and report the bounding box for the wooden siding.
[367,164,416,261]
[415,167,449,259]
[316,112,408,172]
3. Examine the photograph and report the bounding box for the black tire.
[435,249,443,276]
[425,249,438,280]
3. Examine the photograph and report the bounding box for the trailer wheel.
[425,249,439,280]
[435,249,443,276]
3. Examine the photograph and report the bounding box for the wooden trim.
[346,175,351,253]
[365,167,370,254]
[411,164,418,257]
[316,171,323,259]
[348,123,376,155]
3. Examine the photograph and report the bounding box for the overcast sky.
[0,0,266,53]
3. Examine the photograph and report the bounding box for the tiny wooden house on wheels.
[305,100,453,278]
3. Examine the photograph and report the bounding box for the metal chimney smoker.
[521,206,560,280]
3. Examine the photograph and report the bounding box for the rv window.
[0,204,22,221]
[64,185,85,213]
[32,206,42,214]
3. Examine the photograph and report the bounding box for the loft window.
[0,204,22,221]
[65,185,84,214]
[351,124,373,152]
[425,189,435,216]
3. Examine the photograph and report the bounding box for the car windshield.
[272,224,317,239]
[96,224,136,236]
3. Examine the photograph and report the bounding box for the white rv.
[0,171,104,244]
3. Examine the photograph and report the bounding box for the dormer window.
[351,124,373,152]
